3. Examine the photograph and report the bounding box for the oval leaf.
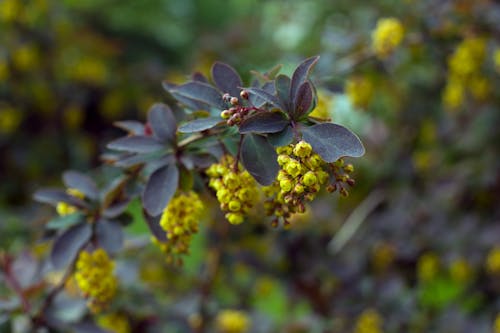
[33,188,87,208]
[143,210,167,242]
[51,222,91,269]
[211,62,243,97]
[142,164,179,216]
[62,171,99,201]
[241,134,279,185]
[148,103,177,142]
[107,136,165,153]
[113,120,145,135]
[301,123,365,163]
[96,219,124,254]
[275,74,291,111]
[267,125,294,147]
[292,81,313,120]
[169,81,224,109]
[46,213,84,230]
[239,112,289,134]
[290,56,319,107]
[178,117,222,133]
[245,87,286,111]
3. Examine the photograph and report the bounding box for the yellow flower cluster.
[263,141,329,227]
[486,247,500,275]
[155,191,204,265]
[371,17,404,59]
[207,155,259,225]
[98,313,131,333]
[345,76,374,109]
[354,309,383,333]
[215,309,250,333]
[443,36,489,109]
[74,249,118,313]
[56,188,85,216]
[417,252,440,283]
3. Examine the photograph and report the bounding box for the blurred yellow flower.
[345,76,374,108]
[372,17,404,59]
[494,48,500,74]
[215,310,250,333]
[448,37,486,78]
[449,257,473,284]
[486,247,500,275]
[494,313,500,333]
[418,252,440,282]
[354,309,383,333]
[0,105,22,134]
[0,0,21,22]
[442,78,465,110]
[98,313,130,333]
[12,44,39,71]
[309,90,332,119]
[56,188,84,216]
[469,75,490,101]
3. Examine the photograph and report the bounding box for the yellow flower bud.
[226,213,244,225]
[285,160,302,178]
[228,200,241,212]
[302,171,317,186]
[293,141,312,158]
[279,179,293,193]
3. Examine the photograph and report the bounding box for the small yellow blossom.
[449,257,473,284]
[74,249,118,313]
[12,44,39,71]
[372,17,405,59]
[56,188,85,216]
[448,37,486,78]
[215,309,250,333]
[354,309,383,333]
[98,313,130,333]
[0,105,22,134]
[442,78,465,110]
[418,252,440,282]
[486,247,500,275]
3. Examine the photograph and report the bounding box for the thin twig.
[328,189,385,254]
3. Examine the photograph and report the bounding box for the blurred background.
[1,0,499,332]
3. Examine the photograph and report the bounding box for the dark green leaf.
[169,81,224,109]
[51,222,91,269]
[62,171,99,201]
[107,136,165,153]
[245,87,286,111]
[241,134,279,185]
[147,103,177,142]
[46,213,84,230]
[290,56,319,107]
[301,123,365,163]
[239,112,289,134]
[33,189,87,208]
[275,74,291,111]
[142,164,179,216]
[178,117,222,133]
[267,125,294,147]
[211,62,242,97]
[96,219,123,254]
[292,81,313,120]
[113,121,145,135]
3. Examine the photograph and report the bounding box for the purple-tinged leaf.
[211,62,243,97]
[169,81,224,110]
[103,199,131,218]
[107,136,165,153]
[275,74,291,111]
[148,103,177,143]
[142,164,179,216]
[241,134,279,185]
[292,81,313,120]
[33,189,87,208]
[51,222,91,269]
[245,87,286,111]
[239,112,289,134]
[268,125,294,147]
[143,210,167,242]
[192,72,208,83]
[178,117,222,133]
[46,213,84,230]
[301,123,365,163]
[73,321,112,333]
[290,56,319,108]
[96,219,123,254]
[248,81,275,107]
[62,171,99,201]
[102,176,129,209]
[163,81,208,112]
[113,121,145,135]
